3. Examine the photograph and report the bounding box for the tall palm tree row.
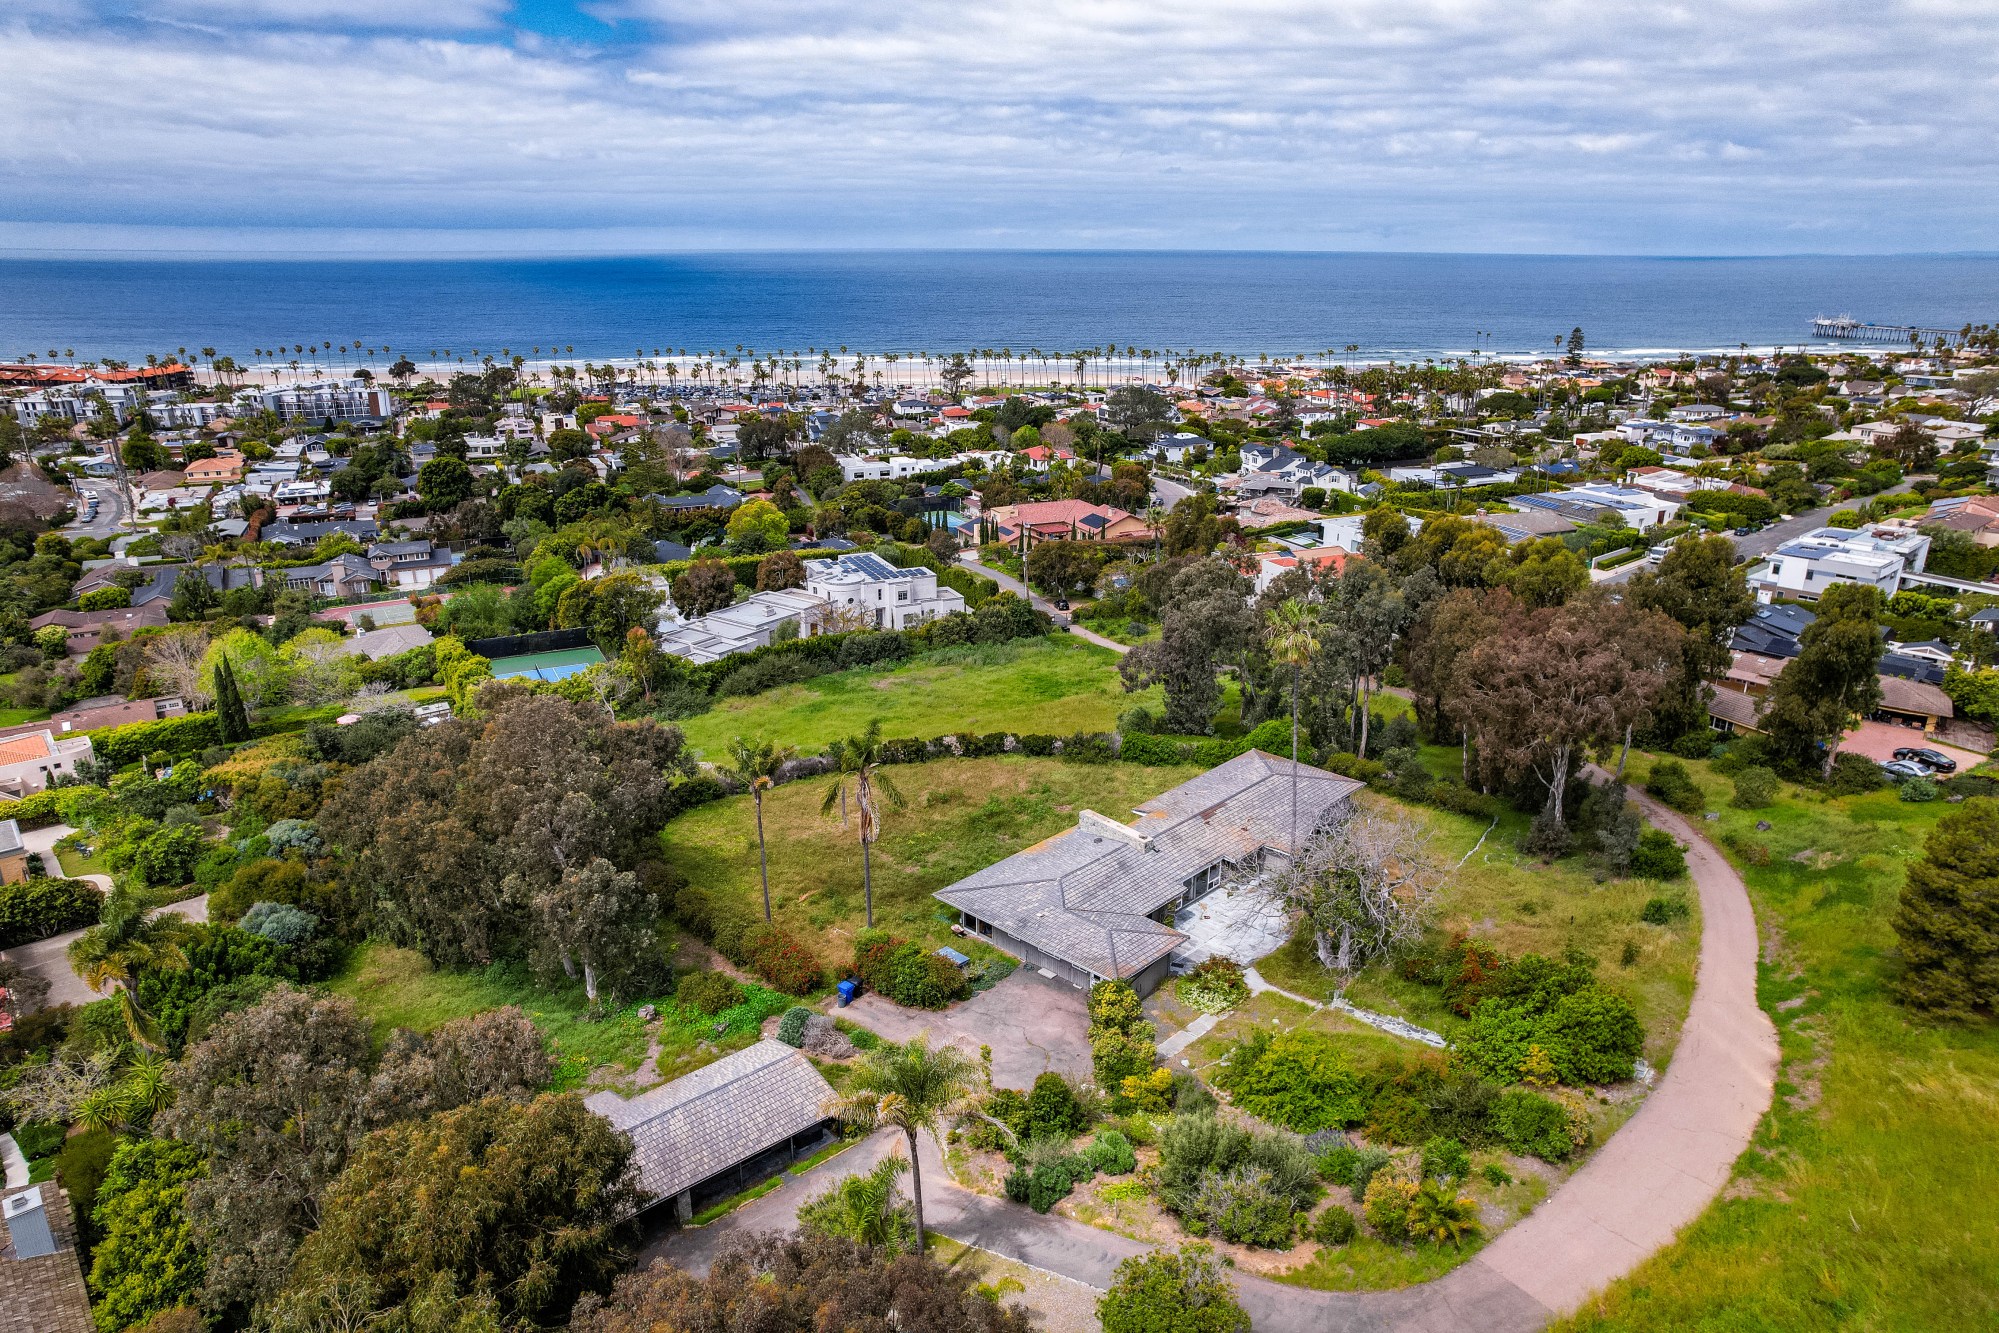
[821,720,905,929]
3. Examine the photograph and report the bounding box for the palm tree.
[67,888,192,1050]
[1408,1180,1482,1249]
[829,1036,979,1253]
[722,735,798,923]
[821,720,905,928]
[1265,597,1320,849]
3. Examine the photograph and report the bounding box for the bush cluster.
[1174,957,1249,1014]
[676,970,743,1016]
[1214,1029,1364,1133]
[1630,828,1689,879]
[672,888,824,995]
[0,878,101,948]
[776,1006,812,1047]
[851,928,969,1008]
[1644,758,1705,814]
[1088,981,1157,1107]
[1154,1112,1320,1248]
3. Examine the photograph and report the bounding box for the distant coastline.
[4,250,1996,365]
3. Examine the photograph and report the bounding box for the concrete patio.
[840,966,1092,1089]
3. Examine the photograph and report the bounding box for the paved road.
[62,474,129,540]
[648,788,1778,1330]
[0,837,208,1012]
[1151,475,1197,509]
[1729,479,1918,562]
[960,555,1131,655]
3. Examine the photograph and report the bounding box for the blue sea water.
[2,251,1996,364]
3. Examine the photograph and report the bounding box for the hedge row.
[82,713,224,767]
[0,789,68,831]
[0,878,103,948]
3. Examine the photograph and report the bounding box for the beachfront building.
[231,379,393,424]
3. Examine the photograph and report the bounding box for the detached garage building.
[933,750,1359,996]
[585,1039,839,1222]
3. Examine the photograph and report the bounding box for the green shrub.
[1097,1244,1250,1333]
[1460,980,1644,1087]
[0,789,67,830]
[1900,774,1939,803]
[86,1138,206,1332]
[1312,1205,1359,1246]
[1826,751,1888,795]
[1083,1129,1137,1176]
[1492,1089,1575,1162]
[1731,765,1780,809]
[1175,957,1249,1014]
[1671,731,1716,760]
[1215,1029,1364,1133]
[1644,758,1705,814]
[0,878,102,947]
[776,1006,812,1047]
[1420,1136,1470,1183]
[13,1118,67,1160]
[1186,1165,1295,1248]
[54,1126,116,1244]
[1026,1071,1090,1140]
[1348,1146,1393,1201]
[1640,895,1691,926]
[1316,1145,1360,1185]
[1630,827,1688,879]
[677,970,743,1016]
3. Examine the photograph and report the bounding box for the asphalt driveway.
[843,966,1092,1090]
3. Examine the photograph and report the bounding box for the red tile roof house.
[986,500,1156,547]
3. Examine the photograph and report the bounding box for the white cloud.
[1,0,1997,252]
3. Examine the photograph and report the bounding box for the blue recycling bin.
[837,979,858,1007]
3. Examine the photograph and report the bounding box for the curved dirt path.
[648,786,1777,1330]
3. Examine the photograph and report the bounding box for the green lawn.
[673,636,1154,760]
[325,943,667,1090]
[0,706,51,726]
[1556,754,1999,1332]
[658,754,1200,959]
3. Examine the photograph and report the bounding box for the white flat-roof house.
[655,588,828,663]
[838,454,932,482]
[803,553,965,630]
[1517,484,1682,531]
[1749,525,1929,602]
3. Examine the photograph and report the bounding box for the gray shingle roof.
[934,750,1360,980]
[583,1039,833,1203]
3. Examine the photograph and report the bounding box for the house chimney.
[1078,809,1152,852]
[4,1186,57,1259]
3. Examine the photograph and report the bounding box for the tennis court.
[486,646,606,682]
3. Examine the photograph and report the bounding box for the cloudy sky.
[3,0,1997,256]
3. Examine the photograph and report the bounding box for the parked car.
[1880,759,1931,781]
[1892,746,1958,774]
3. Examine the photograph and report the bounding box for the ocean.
[3,251,1996,367]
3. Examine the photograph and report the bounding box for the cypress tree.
[214,654,250,743]
[1895,797,1999,1020]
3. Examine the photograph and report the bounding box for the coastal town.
[1,333,1996,1333]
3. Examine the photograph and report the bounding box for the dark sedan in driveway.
[1892,747,1958,774]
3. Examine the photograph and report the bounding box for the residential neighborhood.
[2,334,1998,1333]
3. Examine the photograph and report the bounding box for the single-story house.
[934,750,1360,995]
[345,623,434,661]
[656,589,827,663]
[0,1181,94,1333]
[985,500,1154,547]
[583,1039,838,1221]
[279,554,381,599]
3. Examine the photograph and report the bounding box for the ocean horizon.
[5,250,1997,366]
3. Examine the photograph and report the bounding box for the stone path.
[650,784,1777,1330]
